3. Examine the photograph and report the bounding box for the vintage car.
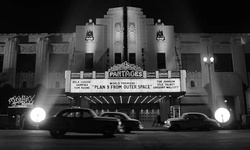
[101,112,143,133]
[38,108,122,138]
[164,112,221,131]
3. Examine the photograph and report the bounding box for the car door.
[184,114,202,129]
[75,110,93,132]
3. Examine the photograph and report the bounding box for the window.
[214,53,233,72]
[82,111,91,118]
[16,54,36,72]
[190,81,195,87]
[129,53,136,64]
[181,53,201,72]
[73,53,84,72]
[245,54,250,72]
[55,81,60,88]
[85,53,93,70]
[157,53,166,69]
[0,54,3,73]
[49,54,69,72]
[22,81,27,88]
[115,53,122,64]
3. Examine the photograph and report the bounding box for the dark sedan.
[164,112,221,131]
[38,108,122,138]
[101,112,143,133]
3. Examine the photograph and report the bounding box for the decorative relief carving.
[212,44,231,53]
[128,22,136,43]
[109,61,143,72]
[180,44,200,53]
[15,72,35,88]
[186,71,202,88]
[48,72,65,88]
[19,44,37,54]
[0,44,5,54]
[51,43,69,53]
[114,22,123,44]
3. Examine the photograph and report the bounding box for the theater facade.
[1,6,250,127]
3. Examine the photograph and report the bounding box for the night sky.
[1,0,250,33]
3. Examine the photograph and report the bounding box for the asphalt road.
[0,130,250,150]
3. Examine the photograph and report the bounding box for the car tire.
[50,130,66,138]
[171,124,180,131]
[103,127,115,138]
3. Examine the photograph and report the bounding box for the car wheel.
[171,124,180,131]
[103,127,115,138]
[204,125,212,131]
[50,130,66,138]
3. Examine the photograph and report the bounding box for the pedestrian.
[152,114,161,127]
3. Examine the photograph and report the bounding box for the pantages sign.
[68,61,183,93]
[108,61,143,78]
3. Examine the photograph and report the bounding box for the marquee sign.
[70,78,180,93]
[108,61,143,78]
[65,61,186,94]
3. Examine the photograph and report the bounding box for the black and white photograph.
[1,0,250,150]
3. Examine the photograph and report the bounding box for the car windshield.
[56,109,98,118]
[182,113,207,120]
[102,113,130,120]
[89,109,98,118]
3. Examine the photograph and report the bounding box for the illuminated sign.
[70,78,180,93]
[156,30,165,41]
[108,61,143,78]
[8,95,35,108]
[85,30,94,41]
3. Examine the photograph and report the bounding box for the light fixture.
[214,108,230,123]
[30,107,46,123]
[134,96,140,104]
[210,57,214,63]
[127,96,131,104]
[203,57,208,62]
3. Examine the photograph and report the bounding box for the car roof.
[182,112,207,116]
[56,108,93,114]
[102,112,126,115]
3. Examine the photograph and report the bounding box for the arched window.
[190,80,195,87]
[22,81,27,88]
[55,81,60,88]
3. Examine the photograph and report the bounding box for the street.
[0,130,250,150]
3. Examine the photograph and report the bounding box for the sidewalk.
[141,122,167,131]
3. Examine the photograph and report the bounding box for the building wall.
[0,7,250,120]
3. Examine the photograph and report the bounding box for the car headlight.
[164,120,170,124]
[117,119,122,126]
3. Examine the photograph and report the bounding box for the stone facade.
[0,7,250,122]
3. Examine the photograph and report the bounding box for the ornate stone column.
[3,37,18,87]
[159,96,170,121]
[35,37,49,87]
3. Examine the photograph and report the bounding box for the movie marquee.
[65,62,186,94]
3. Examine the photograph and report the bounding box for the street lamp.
[203,55,214,118]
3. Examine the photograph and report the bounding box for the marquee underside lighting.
[84,95,170,104]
